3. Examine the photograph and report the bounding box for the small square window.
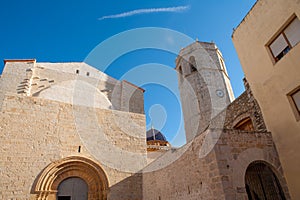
[288,87,300,121]
[86,72,90,76]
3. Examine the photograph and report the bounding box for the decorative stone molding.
[32,156,109,200]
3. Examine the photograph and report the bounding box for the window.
[86,72,90,76]
[178,65,182,74]
[269,16,300,62]
[288,87,300,120]
[76,69,79,74]
[234,117,254,131]
[291,89,300,112]
[220,58,225,71]
[189,56,197,73]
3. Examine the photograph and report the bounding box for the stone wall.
[211,79,267,131]
[142,131,221,200]
[141,76,288,200]
[0,60,144,114]
[142,129,290,200]
[0,93,146,200]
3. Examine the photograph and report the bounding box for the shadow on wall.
[109,173,144,200]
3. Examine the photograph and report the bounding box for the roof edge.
[4,59,36,64]
[232,0,259,37]
[179,40,216,54]
[122,80,145,92]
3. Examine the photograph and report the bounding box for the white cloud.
[98,5,190,20]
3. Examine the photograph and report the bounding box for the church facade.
[0,61,147,199]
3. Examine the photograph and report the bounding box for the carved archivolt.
[32,156,109,200]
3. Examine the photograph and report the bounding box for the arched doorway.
[57,177,88,200]
[245,161,286,200]
[32,156,109,200]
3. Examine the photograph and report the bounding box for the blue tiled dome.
[146,128,167,141]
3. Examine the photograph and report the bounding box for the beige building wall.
[232,0,300,198]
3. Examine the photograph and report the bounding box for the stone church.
[0,38,292,200]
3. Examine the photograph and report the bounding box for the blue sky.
[0,0,256,147]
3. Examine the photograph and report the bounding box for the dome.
[146,128,167,141]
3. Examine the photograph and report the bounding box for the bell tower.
[176,41,234,142]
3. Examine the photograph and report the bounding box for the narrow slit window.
[76,69,79,74]
[189,56,197,73]
[178,65,182,74]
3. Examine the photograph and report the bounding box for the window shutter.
[269,34,289,57]
[284,17,300,47]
